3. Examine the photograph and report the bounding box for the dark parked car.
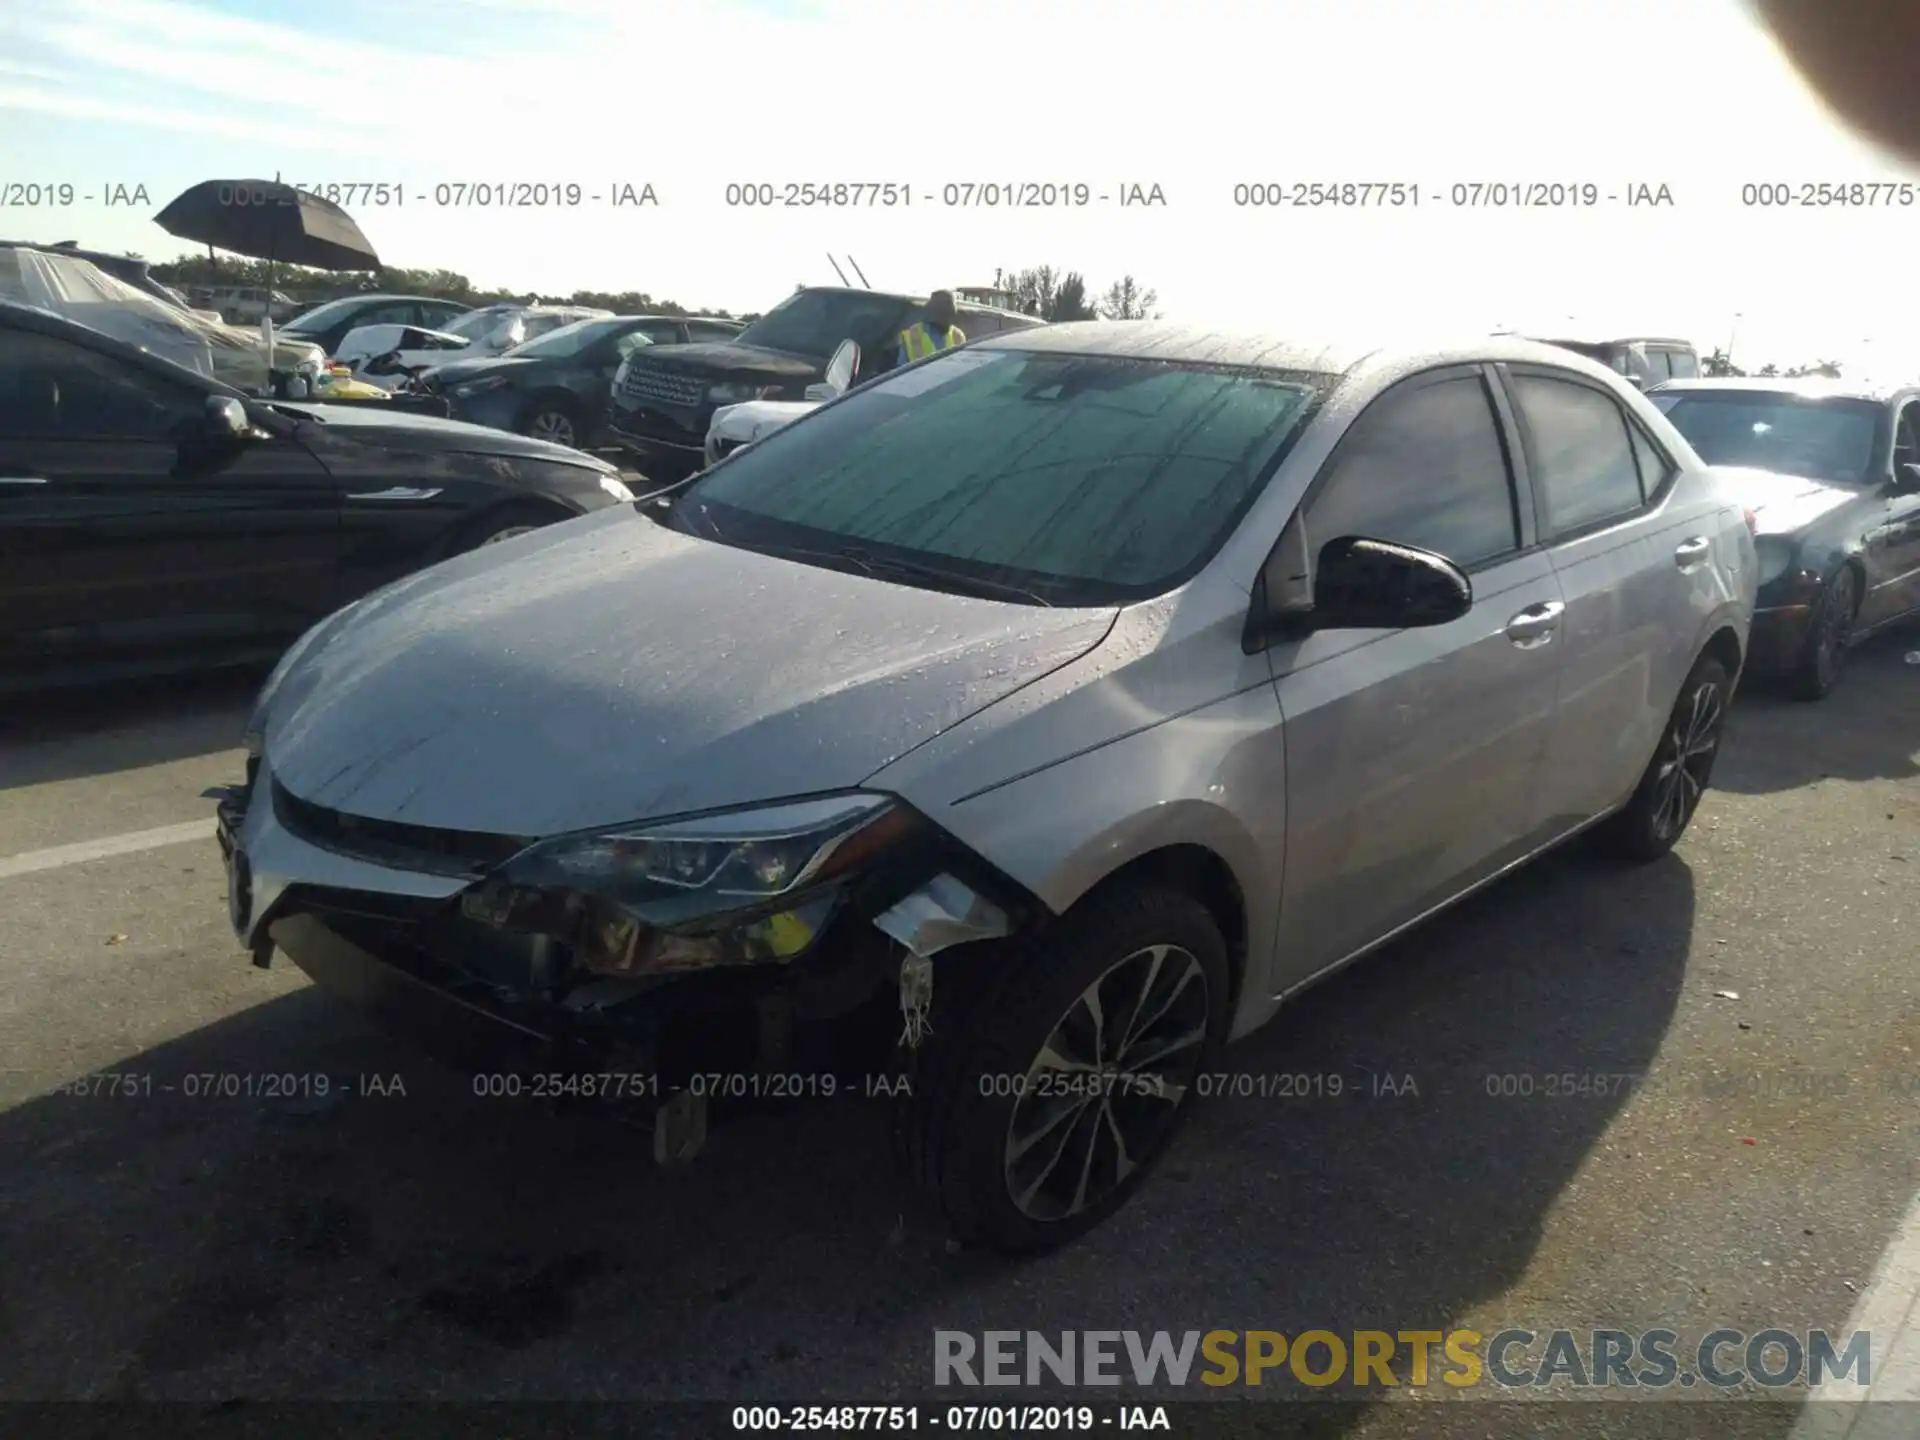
[1533,336,1700,389]
[0,300,637,691]
[1649,375,1920,697]
[418,314,744,449]
[606,286,1044,480]
[281,293,475,357]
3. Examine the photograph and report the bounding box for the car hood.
[628,341,820,382]
[275,399,607,466]
[264,507,1118,836]
[1707,465,1863,536]
[710,398,820,444]
[426,355,541,386]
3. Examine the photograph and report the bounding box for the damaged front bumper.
[214,752,1043,1106]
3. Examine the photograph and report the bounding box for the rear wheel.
[897,886,1229,1254]
[1596,654,1730,862]
[1789,564,1859,701]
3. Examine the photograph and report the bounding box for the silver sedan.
[216,323,1757,1254]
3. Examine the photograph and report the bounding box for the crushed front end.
[213,748,1043,1152]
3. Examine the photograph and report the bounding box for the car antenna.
[846,255,870,289]
[826,253,851,286]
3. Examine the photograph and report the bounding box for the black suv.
[605,286,1043,480]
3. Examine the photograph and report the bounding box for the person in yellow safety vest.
[896,290,966,367]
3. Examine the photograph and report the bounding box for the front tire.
[1596,654,1730,862]
[1789,564,1859,701]
[898,886,1230,1255]
[519,398,581,448]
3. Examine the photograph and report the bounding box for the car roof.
[1652,375,1906,403]
[1532,335,1696,349]
[977,320,1615,378]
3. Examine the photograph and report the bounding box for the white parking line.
[1791,1187,1920,1435]
[0,820,212,881]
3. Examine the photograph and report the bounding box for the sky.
[6,0,1920,376]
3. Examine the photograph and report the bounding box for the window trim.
[1495,362,1656,545]
[1291,363,1532,579]
[1625,415,1679,505]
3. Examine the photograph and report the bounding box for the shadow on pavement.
[1717,633,1920,796]
[0,835,1701,1430]
[0,669,260,792]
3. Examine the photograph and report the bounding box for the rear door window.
[1662,349,1699,379]
[1510,372,1646,535]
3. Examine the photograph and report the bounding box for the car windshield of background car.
[503,318,610,359]
[1654,392,1882,484]
[733,290,908,359]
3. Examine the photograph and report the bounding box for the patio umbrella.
[154,177,381,379]
[153,177,380,272]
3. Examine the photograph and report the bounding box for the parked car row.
[6,255,1915,1256]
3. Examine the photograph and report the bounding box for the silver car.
[215,323,1757,1253]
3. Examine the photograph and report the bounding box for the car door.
[1866,394,1920,625]
[1497,364,1732,829]
[1267,365,1568,984]
[0,325,340,678]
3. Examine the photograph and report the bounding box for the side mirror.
[1621,374,1647,391]
[818,338,860,398]
[1246,533,1470,648]
[1310,537,1472,630]
[204,394,250,439]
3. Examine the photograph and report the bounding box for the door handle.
[0,475,49,485]
[1505,600,1565,647]
[1673,536,1711,569]
[346,486,444,501]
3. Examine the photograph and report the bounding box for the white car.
[704,339,860,465]
[335,303,613,389]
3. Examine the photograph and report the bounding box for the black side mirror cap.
[205,394,250,438]
[1311,536,1472,629]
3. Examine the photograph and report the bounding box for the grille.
[619,363,705,408]
[272,779,530,877]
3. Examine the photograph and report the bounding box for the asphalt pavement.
[1,633,1918,1439]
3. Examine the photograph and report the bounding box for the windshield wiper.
[752,540,1054,606]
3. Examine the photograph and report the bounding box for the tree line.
[144,254,1163,325]
[1703,348,1843,378]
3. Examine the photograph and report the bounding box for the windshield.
[283,296,365,332]
[678,348,1326,605]
[1653,390,1884,484]
[444,308,511,339]
[504,317,616,358]
[733,290,911,359]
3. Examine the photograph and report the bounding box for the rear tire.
[1595,654,1730,863]
[897,886,1230,1255]
[1789,564,1859,701]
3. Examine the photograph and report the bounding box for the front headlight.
[466,794,923,975]
[451,376,510,398]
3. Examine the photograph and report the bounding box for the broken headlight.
[466,793,921,977]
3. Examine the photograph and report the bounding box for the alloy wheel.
[1003,943,1210,1222]
[1650,680,1724,842]
[1813,569,1856,689]
[528,410,575,445]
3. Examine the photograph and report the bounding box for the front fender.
[918,683,1288,1040]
